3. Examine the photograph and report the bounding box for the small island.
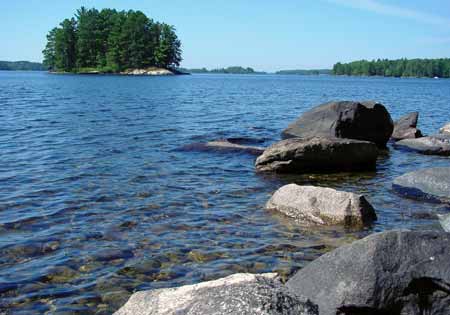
[42,7,182,75]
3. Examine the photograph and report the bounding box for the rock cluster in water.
[117,101,450,314]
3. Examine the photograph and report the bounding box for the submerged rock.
[391,111,422,141]
[440,122,450,135]
[266,184,376,227]
[393,167,450,203]
[281,100,393,147]
[180,139,265,155]
[395,134,450,155]
[287,230,450,315]
[255,137,378,173]
[114,273,318,315]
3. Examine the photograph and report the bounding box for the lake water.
[0,71,449,314]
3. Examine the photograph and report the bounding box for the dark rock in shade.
[266,184,376,227]
[287,230,450,315]
[395,134,450,155]
[391,111,423,141]
[281,101,394,147]
[392,167,450,203]
[255,137,378,173]
[114,273,318,315]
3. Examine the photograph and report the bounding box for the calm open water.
[0,71,449,314]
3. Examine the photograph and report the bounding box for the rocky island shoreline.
[115,100,450,314]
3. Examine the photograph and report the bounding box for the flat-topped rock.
[391,111,422,141]
[114,273,318,315]
[393,167,450,203]
[287,230,450,315]
[281,100,393,147]
[266,184,376,227]
[255,137,378,173]
[395,134,450,155]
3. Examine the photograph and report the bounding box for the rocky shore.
[51,67,189,76]
[115,100,450,314]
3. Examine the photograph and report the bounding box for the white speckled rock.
[114,273,318,315]
[440,122,450,135]
[265,184,376,227]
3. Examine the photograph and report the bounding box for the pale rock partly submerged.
[265,184,376,227]
[114,273,318,315]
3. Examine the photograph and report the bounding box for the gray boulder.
[114,273,318,315]
[266,184,376,227]
[281,101,394,147]
[287,230,450,315]
[392,167,450,203]
[440,122,450,135]
[255,137,378,173]
[395,134,450,155]
[391,112,423,141]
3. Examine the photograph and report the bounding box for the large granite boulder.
[395,134,450,155]
[281,101,394,147]
[391,112,423,141]
[255,137,378,173]
[287,230,450,315]
[393,167,450,203]
[440,122,450,135]
[266,184,376,227]
[114,273,318,315]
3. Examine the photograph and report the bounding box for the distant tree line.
[43,7,182,73]
[178,66,266,74]
[276,69,331,75]
[0,61,45,71]
[333,59,450,78]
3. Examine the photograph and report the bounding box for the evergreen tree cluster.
[43,7,182,73]
[333,58,450,78]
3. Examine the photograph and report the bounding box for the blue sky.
[1,0,449,71]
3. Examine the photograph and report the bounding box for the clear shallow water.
[0,71,449,314]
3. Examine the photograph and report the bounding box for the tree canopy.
[43,7,182,73]
[333,59,450,78]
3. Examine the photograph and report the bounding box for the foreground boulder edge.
[393,167,450,203]
[287,230,450,315]
[266,184,376,227]
[114,273,318,315]
[255,137,378,173]
[281,100,394,147]
[391,111,423,141]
